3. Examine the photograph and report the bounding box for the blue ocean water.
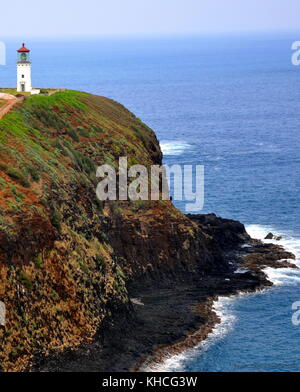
[1,34,300,371]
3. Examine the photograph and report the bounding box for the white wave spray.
[144,296,237,372]
[246,224,300,286]
[145,224,300,372]
[160,140,191,156]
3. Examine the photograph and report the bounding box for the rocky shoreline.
[33,214,296,372]
[138,249,296,371]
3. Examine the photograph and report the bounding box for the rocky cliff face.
[0,91,295,372]
[0,90,234,371]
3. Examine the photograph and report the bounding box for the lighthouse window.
[22,75,24,78]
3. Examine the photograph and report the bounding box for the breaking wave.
[145,296,237,372]
[160,140,191,156]
[146,224,300,372]
[246,224,300,286]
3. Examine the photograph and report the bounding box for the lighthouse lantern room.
[17,43,32,93]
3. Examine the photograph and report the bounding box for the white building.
[17,43,32,93]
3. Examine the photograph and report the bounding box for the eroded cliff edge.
[0,91,295,371]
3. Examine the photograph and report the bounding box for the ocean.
[1,33,300,371]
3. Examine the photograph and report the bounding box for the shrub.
[51,208,62,231]
[114,145,121,154]
[63,143,95,174]
[67,128,80,142]
[10,185,25,203]
[77,126,90,138]
[28,107,66,130]
[35,254,43,268]
[100,232,108,242]
[131,125,147,147]
[95,198,104,213]
[26,166,40,182]
[73,151,95,174]
[6,167,30,188]
[116,265,125,280]
[19,271,33,290]
[95,254,106,267]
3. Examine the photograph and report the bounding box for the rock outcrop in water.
[0,91,295,371]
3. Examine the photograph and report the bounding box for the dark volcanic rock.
[242,243,297,270]
[265,232,274,239]
[265,232,283,241]
[187,213,250,250]
[33,213,295,373]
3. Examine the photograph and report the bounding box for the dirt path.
[0,95,24,120]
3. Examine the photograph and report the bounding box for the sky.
[1,0,300,38]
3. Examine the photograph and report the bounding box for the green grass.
[0,88,30,96]
[6,167,31,188]
[0,91,90,189]
[0,89,158,215]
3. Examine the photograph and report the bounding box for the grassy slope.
[0,91,202,371]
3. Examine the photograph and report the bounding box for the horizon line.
[2,29,300,41]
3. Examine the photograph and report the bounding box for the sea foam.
[160,140,191,156]
[246,224,300,286]
[144,296,237,372]
[146,224,300,372]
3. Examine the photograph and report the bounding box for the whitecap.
[234,268,250,274]
[263,268,300,286]
[145,224,300,372]
[160,140,191,156]
[246,224,300,286]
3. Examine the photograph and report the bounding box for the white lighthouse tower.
[17,43,32,93]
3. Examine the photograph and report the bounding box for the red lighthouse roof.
[17,43,30,53]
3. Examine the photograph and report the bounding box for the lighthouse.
[17,43,32,93]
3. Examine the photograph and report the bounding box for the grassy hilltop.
[0,91,209,371]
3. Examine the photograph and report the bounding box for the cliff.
[0,91,295,372]
[0,90,224,371]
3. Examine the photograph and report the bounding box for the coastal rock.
[242,243,297,270]
[265,232,274,239]
[34,213,292,372]
[187,213,250,250]
[265,232,283,241]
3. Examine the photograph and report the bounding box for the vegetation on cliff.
[0,91,219,371]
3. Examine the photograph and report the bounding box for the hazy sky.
[1,0,300,38]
